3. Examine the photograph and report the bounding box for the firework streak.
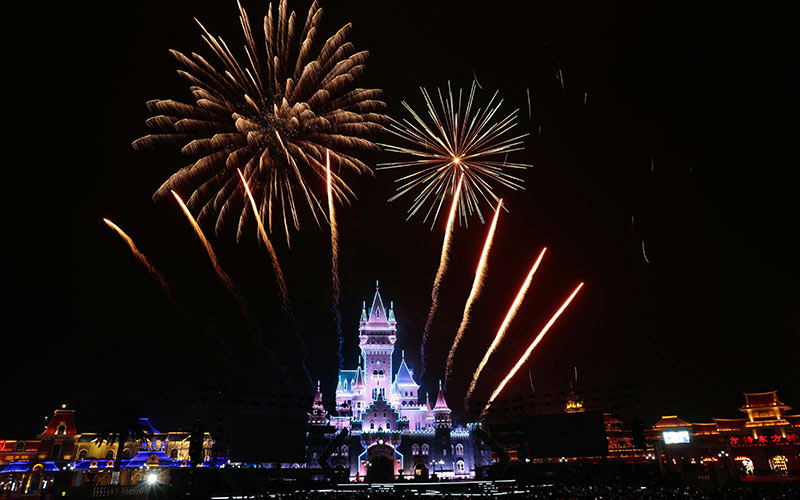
[236,169,289,312]
[103,218,186,318]
[327,150,344,367]
[481,282,584,418]
[464,247,547,407]
[444,198,503,386]
[171,191,251,326]
[420,174,464,376]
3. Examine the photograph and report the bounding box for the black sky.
[5,0,798,437]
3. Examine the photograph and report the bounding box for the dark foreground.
[208,484,798,500]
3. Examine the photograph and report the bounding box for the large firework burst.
[133,0,387,245]
[378,81,530,228]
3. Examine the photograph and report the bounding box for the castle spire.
[433,380,451,413]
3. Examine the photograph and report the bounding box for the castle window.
[170,449,178,459]
[370,421,375,430]
[412,444,419,455]
[14,442,25,452]
[122,448,131,459]
[78,449,88,460]
[342,445,349,457]
[421,444,429,455]
[456,443,464,456]
[106,450,115,460]
[456,460,465,473]
[56,424,66,435]
[51,443,62,460]
[386,420,391,429]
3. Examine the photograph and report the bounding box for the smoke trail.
[445,199,503,386]
[327,150,344,368]
[103,218,187,319]
[236,169,289,312]
[481,282,584,418]
[464,247,547,408]
[420,174,464,377]
[171,191,252,327]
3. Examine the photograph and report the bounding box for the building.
[306,283,488,482]
[652,390,800,485]
[0,407,215,496]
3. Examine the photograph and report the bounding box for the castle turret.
[308,381,329,425]
[433,380,452,426]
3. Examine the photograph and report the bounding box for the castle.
[306,283,486,481]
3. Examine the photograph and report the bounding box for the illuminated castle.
[306,283,486,481]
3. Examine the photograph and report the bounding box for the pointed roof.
[353,364,365,389]
[360,301,368,322]
[433,380,451,413]
[395,351,418,387]
[369,281,387,322]
[361,281,396,330]
[425,392,433,412]
[387,301,396,322]
[313,381,324,408]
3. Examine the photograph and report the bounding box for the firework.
[378,81,529,227]
[103,218,186,318]
[464,247,547,407]
[327,149,343,366]
[172,190,251,324]
[445,198,503,386]
[133,0,387,246]
[236,168,289,311]
[420,174,463,376]
[481,282,584,417]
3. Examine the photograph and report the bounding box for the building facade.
[306,284,488,481]
[652,391,800,485]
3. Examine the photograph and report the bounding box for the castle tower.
[359,282,396,404]
[308,381,329,425]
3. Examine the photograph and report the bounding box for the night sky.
[6,0,798,438]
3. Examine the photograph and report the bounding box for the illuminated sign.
[729,434,798,447]
[662,431,690,444]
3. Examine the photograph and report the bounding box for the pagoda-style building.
[652,390,800,484]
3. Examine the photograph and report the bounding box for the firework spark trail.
[236,169,289,312]
[445,198,503,386]
[642,240,650,264]
[171,190,252,327]
[481,282,584,418]
[420,174,464,377]
[237,171,313,387]
[463,247,547,407]
[526,88,532,119]
[327,149,344,368]
[103,219,187,319]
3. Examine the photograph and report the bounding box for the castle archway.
[365,443,396,483]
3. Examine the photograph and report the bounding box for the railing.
[86,484,147,497]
